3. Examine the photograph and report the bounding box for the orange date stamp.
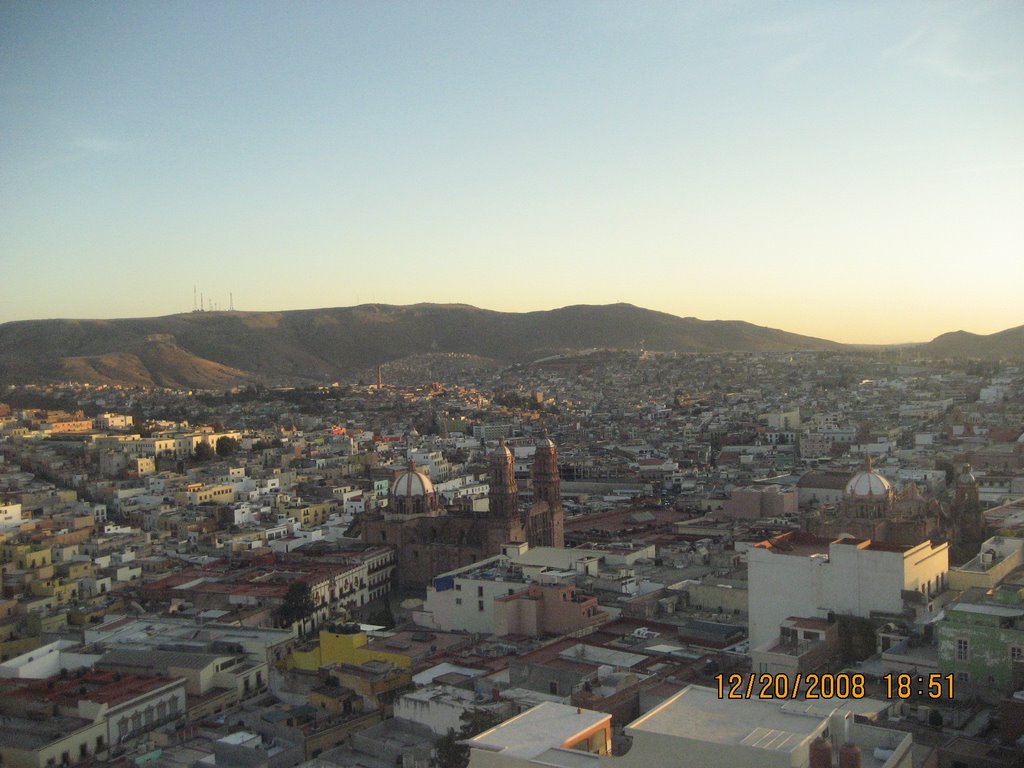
[714,672,867,700]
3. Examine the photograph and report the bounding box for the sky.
[1,1,1022,343]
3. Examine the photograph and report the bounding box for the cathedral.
[803,456,986,558]
[362,436,565,589]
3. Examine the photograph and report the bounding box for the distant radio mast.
[229,292,234,311]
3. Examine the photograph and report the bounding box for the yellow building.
[0,712,106,768]
[0,635,43,663]
[3,544,53,571]
[59,561,95,581]
[325,660,411,711]
[287,626,411,671]
[284,502,331,529]
[47,418,95,433]
[29,577,79,605]
[185,484,235,505]
[948,536,1024,591]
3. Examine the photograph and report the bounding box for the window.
[455,598,462,605]
[455,584,461,591]
[549,682,558,695]
[478,600,484,611]
[477,586,483,597]
[1011,646,1023,662]
[956,638,970,661]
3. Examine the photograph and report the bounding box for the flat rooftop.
[628,686,823,752]
[0,715,97,749]
[628,685,897,766]
[10,669,181,708]
[753,532,831,557]
[957,538,1024,572]
[467,701,609,760]
[951,602,1024,618]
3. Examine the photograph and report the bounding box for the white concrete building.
[437,481,491,507]
[0,640,102,679]
[394,684,512,736]
[409,450,453,482]
[467,702,612,768]
[418,555,532,634]
[765,409,801,430]
[607,686,911,768]
[467,688,912,768]
[96,413,134,430]
[748,535,949,650]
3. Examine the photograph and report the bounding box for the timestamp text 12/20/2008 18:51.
[714,672,954,701]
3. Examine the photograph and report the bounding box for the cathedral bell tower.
[530,431,565,548]
[488,439,519,525]
[532,431,560,506]
[953,463,984,544]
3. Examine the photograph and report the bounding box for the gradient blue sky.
[2,1,1022,343]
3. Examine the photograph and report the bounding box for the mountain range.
[0,303,1019,388]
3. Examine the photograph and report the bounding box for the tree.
[837,616,877,663]
[192,442,215,462]
[935,459,955,487]
[434,709,504,768]
[366,603,395,629]
[435,729,464,768]
[274,581,316,633]
[216,436,240,457]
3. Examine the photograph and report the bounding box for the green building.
[937,585,1024,699]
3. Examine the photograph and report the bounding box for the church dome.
[844,457,892,498]
[392,467,434,497]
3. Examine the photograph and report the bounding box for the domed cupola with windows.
[841,454,894,519]
[389,461,441,516]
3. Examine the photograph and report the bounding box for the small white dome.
[845,470,891,498]
[392,469,434,497]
